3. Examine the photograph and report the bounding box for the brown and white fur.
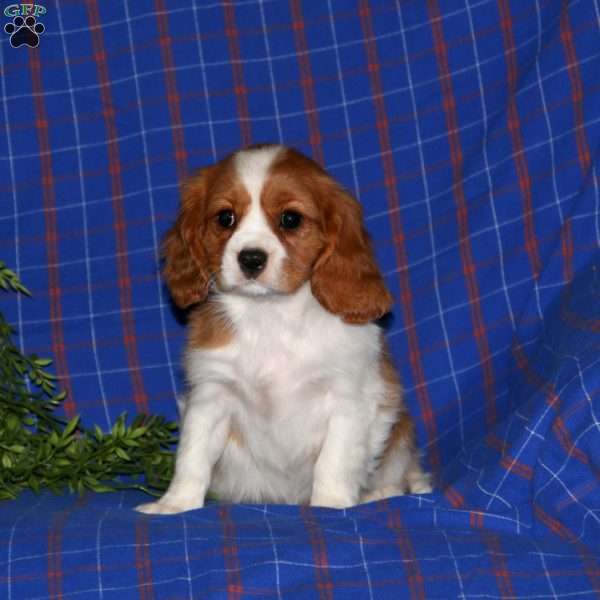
[136,145,431,514]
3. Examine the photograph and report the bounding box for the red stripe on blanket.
[87,0,148,412]
[387,503,425,600]
[46,496,87,600]
[470,511,485,530]
[28,49,75,418]
[220,506,244,600]
[487,433,534,480]
[290,0,323,165]
[47,519,63,600]
[560,217,574,284]
[359,0,440,472]
[427,0,497,427]
[301,507,333,600]
[497,0,542,279]
[559,4,592,177]
[483,532,515,598]
[534,503,576,541]
[135,521,155,600]
[445,485,465,509]
[155,1,189,183]
[223,4,252,147]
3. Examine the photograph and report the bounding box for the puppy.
[136,145,430,514]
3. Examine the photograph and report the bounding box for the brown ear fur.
[311,186,393,324]
[162,172,212,309]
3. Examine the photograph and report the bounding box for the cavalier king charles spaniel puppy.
[137,144,430,514]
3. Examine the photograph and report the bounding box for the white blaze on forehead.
[233,145,284,205]
[221,145,288,294]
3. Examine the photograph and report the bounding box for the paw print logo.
[4,15,45,48]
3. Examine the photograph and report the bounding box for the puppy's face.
[212,146,325,297]
[163,145,392,324]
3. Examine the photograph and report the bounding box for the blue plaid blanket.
[1,0,599,597]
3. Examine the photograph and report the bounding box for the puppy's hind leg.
[361,415,431,503]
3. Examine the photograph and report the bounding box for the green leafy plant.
[0,261,177,500]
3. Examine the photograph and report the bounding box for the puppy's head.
[162,145,392,324]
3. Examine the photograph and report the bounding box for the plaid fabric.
[1,0,599,597]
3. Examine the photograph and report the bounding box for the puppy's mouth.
[215,274,283,297]
[231,280,274,296]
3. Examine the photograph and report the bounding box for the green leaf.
[62,416,80,438]
[33,358,52,367]
[6,415,20,431]
[114,447,130,461]
[112,418,125,438]
[90,483,116,493]
[129,426,148,439]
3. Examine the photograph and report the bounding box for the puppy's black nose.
[238,248,268,278]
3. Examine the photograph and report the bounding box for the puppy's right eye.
[217,209,236,229]
[280,210,302,230]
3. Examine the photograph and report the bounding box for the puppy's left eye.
[280,210,302,230]
[217,209,236,229]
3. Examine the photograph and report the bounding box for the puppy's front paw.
[311,485,357,509]
[311,494,356,509]
[361,486,405,503]
[135,500,202,515]
[409,477,432,495]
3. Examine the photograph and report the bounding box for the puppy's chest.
[189,316,336,473]
[223,318,332,411]
[188,292,377,418]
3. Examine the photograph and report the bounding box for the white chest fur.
[183,284,383,503]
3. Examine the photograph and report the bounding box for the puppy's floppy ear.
[162,170,213,309]
[311,185,393,324]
